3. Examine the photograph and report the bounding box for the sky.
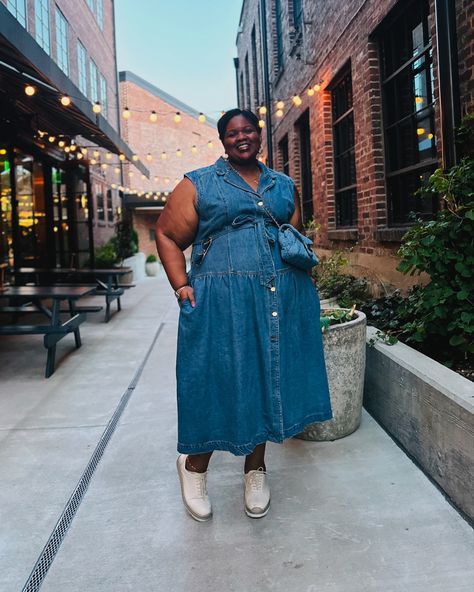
[115,1,243,119]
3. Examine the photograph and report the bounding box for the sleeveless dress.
[176,157,332,455]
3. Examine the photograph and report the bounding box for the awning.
[0,4,149,177]
[122,193,167,210]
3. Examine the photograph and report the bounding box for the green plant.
[320,305,357,332]
[313,251,369,307]
[304,217,320,234]
[113,212,138,260]
[94,240,118,268]
[146,254,157,263]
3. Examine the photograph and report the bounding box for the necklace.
[227,161,261,187]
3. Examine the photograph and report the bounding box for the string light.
[93,150,100,158]
[415,96,424,104]
[48,136,55,143]
[90,158,97,165]
[76,152,84,160]
[154,176,159,183]
[149,110,158,122]
[122,107,131,119]
[207,140,213,149]
[161,151,168,160]
[105,152,112,160]
[176,149,183,157]
[416,128,425,135]
[292,95,302,106]
[132,154,139,161]
[69,143,77,152]
[146,153,153,161]
[198,112,206,123]
[174,112,182,123]
[101,163,108,170]
[114,167,120,173]
[427,133,434,139]
[164,177,170,183]
[81,148,88,155]
[119,153,126,161]
[313,83,321,92]
[276,100,285,109]
[25,85,36,96]
[307,88,315,96]
[60,95,71,106]
[276,109,284,118]
[258,119,265,128]
[93,101,102,114]
[128,171,134,177]
[191,145,198,154]
[64,146,71,153]
[258,105,267,115]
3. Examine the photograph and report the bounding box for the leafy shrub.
[313,251,369,307]
[146,254,157,263]
[94,240,118,268]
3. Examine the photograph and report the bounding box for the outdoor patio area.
[0,276,473,592]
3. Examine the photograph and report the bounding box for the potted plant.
[145,254,159,276]
[295,306,367,441]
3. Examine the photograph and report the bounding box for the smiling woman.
[155,108,332,523]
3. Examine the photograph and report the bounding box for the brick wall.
[236,0,472,289]
[119,73,223,256]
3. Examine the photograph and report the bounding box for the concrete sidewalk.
[0,277,472,592]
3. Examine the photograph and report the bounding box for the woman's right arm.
[155,177,198,305]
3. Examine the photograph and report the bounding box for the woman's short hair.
[217,109,260,141]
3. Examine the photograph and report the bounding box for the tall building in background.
[118,71,222,258]
[235,0,472,290]
[0,0,147,268]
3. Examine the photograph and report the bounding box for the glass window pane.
[7,0,26,27]
[77,41,88,96]
[35,0,50,55]
[55,8,68,75]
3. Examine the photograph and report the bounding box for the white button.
[270,286,276,292]
[257,201,264,206]
[272,311,278,317]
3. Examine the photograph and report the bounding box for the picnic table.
[12,267,134,322]
[0,285,96,377]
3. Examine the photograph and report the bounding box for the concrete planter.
[319,296,340,308]
[296,309,367,441]
[145,262,159,276]
[364,326,474,520]
[123,252,146,282]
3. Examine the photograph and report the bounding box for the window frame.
[90,59,99,103]
[55,7,69,75]
[77,40,88,97]
[7,0,27,28]
[35,0,51,55]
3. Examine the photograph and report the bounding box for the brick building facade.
[0,0,143,268]
[118,71,222,259]
[235,0,473,290]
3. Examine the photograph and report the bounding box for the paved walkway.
[0,276,472,592]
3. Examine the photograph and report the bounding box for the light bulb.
[93,150,100,158]
[93,101,102,114]
[128,171,134,177]
[48,136,55,143]
[276,109,284,118]
[427,133,434,139]
[76,152,83,160]
[146,153,153,161]
[174,112,182,123]
[122,107,131,119]
[416,128,425,135]
[105,152,112,160]
[292,95,302,106]
[60,95,71,106]
[154,176,159,183]
[415,96,423,104]
[69,144,77,152]
[276,100,285,110]
[90,158,97,165]
[81,148,88,155]
[101,163,108,170]
[258,119,265,128]
[64,146,71,153]
[313,83,321,92]
[307,88,315,96]
[25,85,36,96]
[119,153,125,161]
[165,177,170,183]
[141,174,146,180]
[176,149,183,157]
[132,154,138,161]
[207,141,213,149]
[58,140,65,148]
[111,183,117,189]
[114,167,120,173]
[198,112,206,123]
[258,105,267,115]
[191,145,198,154]
[161,151,168,160]
[149,110,158,122]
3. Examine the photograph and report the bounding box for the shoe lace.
[248,469,265,492]
[193,472,208,499]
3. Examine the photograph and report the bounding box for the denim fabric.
[176,157,332,456]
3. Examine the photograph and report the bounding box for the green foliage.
[320,306,357,332]
[313,251,369,307]
[113,213,138,260]
[304,217,320,234]
[146,254,157,263]
[94,240,119,268]
[396,163,474,362]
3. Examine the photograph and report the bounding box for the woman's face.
[222,115,261,164]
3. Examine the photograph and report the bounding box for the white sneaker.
[176,455,212,522]
[244,468,270,518]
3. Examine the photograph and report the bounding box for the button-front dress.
[176,157,332,455]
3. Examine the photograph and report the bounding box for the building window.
[90,59,99,103]
[332,68,357,227]
[35,0,50,55]
[86,0,94,12]
[55,7,68,75]
[96,0,104,30]
[296,110,313,222]
[96,186,104,221]
[379,0,437,224]
[292,0,303,31]
[77,41,88,96]
[106,189,113,222]
[7,0,27,28]
[244,54,251,110]
[99,74,107,117]
[274,0,284,71]
[251,26,260,107]
[149,228,156,241]
[278,135,290,176]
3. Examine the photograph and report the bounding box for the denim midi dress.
[176,157,332,456]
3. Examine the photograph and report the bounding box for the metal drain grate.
[22,322,164,592]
